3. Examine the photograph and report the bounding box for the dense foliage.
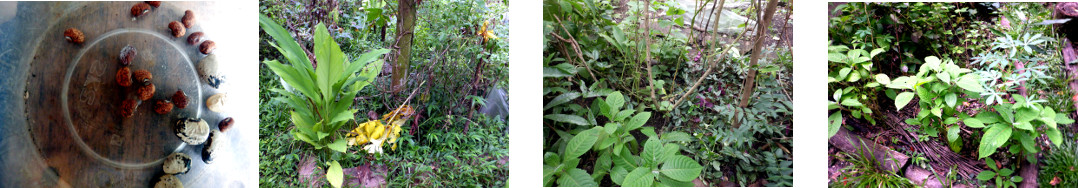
[544,0,793,186]
[259,0,508,187]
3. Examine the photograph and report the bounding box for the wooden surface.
[16,2,248,187]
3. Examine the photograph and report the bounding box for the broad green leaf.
[947,125,960,142]
[313,23,346,101]
[606,91,625,113]
[614,109,634,122]
[642,137,662,164]
[610,165,629,185]
[544,114,590,126]
[661,131,693,142]
[1047,127,1063,147]
[895,92,915,111]
[603,123,620,134]
[1015,108,1037,124]
[558,168,598,186]
[829,112,842,138]
[924,56,941,71]
[565,128,600,159]
[838,68,851,80]
[623,167,655,187]
[955,74,985,93]
[326,138,348,153]
[937,72,951,83]
[544,92,580,110]
[625,112,651,131]
[1013,121,1034,131]
[1016,132,1036,153]
[875,74,891,85]
[326,160,343,188]
[840,99,863,107]
[660,155,704,182]
[979,123,1012,158]
[977,170,996,181]
[945,93,957,108]
[964,116,985,128]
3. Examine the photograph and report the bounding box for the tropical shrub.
[963,96,1073,159]
[260,14,389,187]
[828,44,886,138]
[543,91,702,186]
[976,158,1023,188]
[886,56,983,149]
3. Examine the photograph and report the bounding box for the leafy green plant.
[1040,137,1078,187]
[260,14,389,187]
[962,96,1074,159]
[885,56,983,150]
[543,91,702,186]
[976,158,1023,188]
[828,44,886,138]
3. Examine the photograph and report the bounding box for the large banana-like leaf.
[313,23,347,103]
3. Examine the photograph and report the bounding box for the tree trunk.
[392,0,417,93]
[734,0,778,128]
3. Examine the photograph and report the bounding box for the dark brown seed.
[63,28,84,44]
[119,45,136,66]
[181,10,196,28]
[116,67,133,87]
[133,69,152,84]
[146,1,161,7]
[120,98,138,118]
[131,3,151,18]
[187,32,204,45]
[138,83,155,101]
[172,90,188,109]
[199,40,216,54]
[154,99,173,114]
[168,21,185,38]
[218,117,234,132]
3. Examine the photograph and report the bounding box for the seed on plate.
[131,3,151,18]
[119,45,136,66]
[115,67,132,87]
[172,90,188,109]
[63,28,84,44]
[202,129,223,163]
[181,10,196,28]
[218,117,234,132]
[137,83,155,101]
[175,118,210,145]
[162,152,191,174]
[145,1,161,7]
[186,32,204,45]
[119,98,137,118]
[198,54,223,88]
[133,69,152,84]
[206,93,227,112]
[168,21,185,38]
[154,99,173,114]
[199,40,216,54]
[154,174,182,188]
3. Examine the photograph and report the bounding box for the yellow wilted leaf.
[381,105,415,122]
[347,120,381,146]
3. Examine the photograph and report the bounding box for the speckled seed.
[202,129,223,163]
[181,10,196,28]
[154,99,173,114]
[115,67,132,87]
[206,93,227,112]
[137,83,155,101]
[218,117,234,132]
[162,152,191,174]
[172,90,188,109]
[186,32,204,45]
[131,3,151,18]
[63,28,84,44]
[198,54,223,88]
[145,1,161,7]
[119,45,136,66]
[175,118,210,145]
[199,40,216,54]
[154,174,182,188]
[119,98,138,118]
[133,69,152,84]
[168,21,185,38]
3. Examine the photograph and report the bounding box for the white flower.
[363,137,386,154]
